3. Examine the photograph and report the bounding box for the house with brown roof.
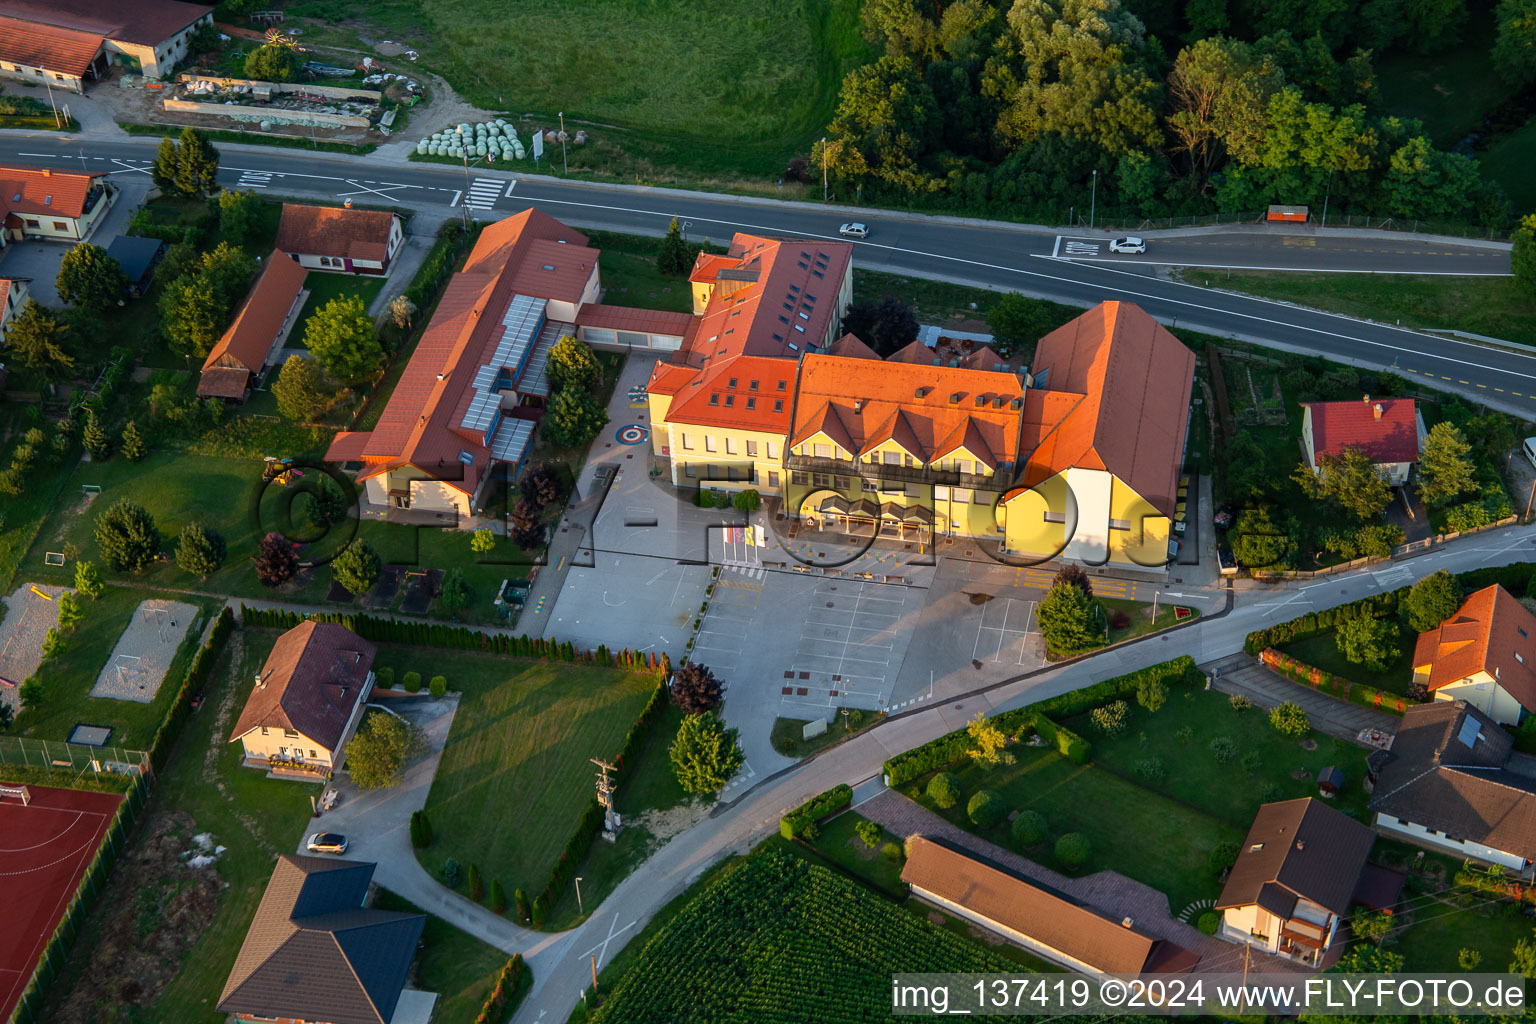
[197,250,308,400]
[228,621,376,775]
[1412,584,1536,726]
[1216,798,1401,965]
[1301,396,1424,487]
[277,203,405,276]
[998,302,1194,569]
[902,837,1199,976]
[1367,700,1536,872]
[217,854,428,1024]
[0,0,211,88]
[324,208,600,516]
[0,164,114,245]
[0,277,29,338]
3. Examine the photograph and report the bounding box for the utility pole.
[1525,475,1536,523]
[1321,169,1335,229]
[1152,590,1159,623]
[43,74,61,129]
[459,145,471,228]
[590,954,599,996]
[559,111,568,176]
[821,137,828,201]
[1090,169,1098,231]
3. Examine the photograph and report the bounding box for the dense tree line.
[815,0,1515,227]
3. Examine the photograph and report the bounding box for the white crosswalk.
[237,170,275,189]
[1063,240,1100,255]
[462,177,503,210]
[1374,565,1414,589]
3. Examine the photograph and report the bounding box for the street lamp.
[682,220,692,243]
[575,875,585,916]
[1090,169,1098,231]
[559,111,568,176]
[821,136,828,202]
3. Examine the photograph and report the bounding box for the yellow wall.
[238,726,335,766]
[648,393,673,455]
[1436,677,1525,725]
[794,429,855,461]
[1002,471,1173,569]
[1002,473,1069,559]
[1109,477,1172,569]
[668,422,785,494]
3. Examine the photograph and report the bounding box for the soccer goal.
[0,784,30,806]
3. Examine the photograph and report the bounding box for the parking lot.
[781,579,912,714]
[969,596,1041,668]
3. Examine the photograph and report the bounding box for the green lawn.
[288,0,871,184]
[40,628,319,1023]
[1280,626,1417,694]
[909,744,1240,912]
[1060,688,1373,825]
[805,812,907,896]
[408,651,660,906]
[372,890,520,1022]
[288,273,389,349]
[1391,894,1533,972]
[1177,270,1536,349]
[10,584,221,747]
[770,712,879,758]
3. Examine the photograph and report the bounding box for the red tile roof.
[660,355,798,434]
[0,164,105,220]
[902,838,1196,974]
[1304,398,1420,464]
[276,205,397,264]
[325,208,593,488]
[0,0,212,47]
[228,621,376,754]
[1011,302,1194,516]
[886,339,939,365]
[825,332,880,360]
[196,365,253,399]
[1413,585,1536,712]
[575,302,692,337]
[508,237,598,303]
[199,250,306,383]
[790,354,1024,469]
[0,14,102,74]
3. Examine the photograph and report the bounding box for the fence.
[1248,516,1520,581]
[0,736,150,778]
[8,769,148,1024]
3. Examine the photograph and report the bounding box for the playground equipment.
[262,457,305,486]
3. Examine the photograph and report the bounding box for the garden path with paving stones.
[87,599,198,703]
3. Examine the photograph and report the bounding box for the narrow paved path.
[1207,652,1400,742]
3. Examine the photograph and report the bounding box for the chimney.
[1010,397,1023,410]
[436,372,446,381]
[1373,403,1384,420]
[40,168,50,177]
[343,197,353,209]
[949,392,961,405]
[974,395,986,408]
[1121,917,1134,929]
[1362,393,1371,404]
[993,395,1005,409]
[1295,840,1306,851]
[254,672,266,690]
[853,398,864,413]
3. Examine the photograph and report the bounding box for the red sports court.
[0,784,122,1022]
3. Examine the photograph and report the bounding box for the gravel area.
[0,585,71,702]
[89,600,199,704]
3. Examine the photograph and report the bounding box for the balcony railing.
[784,454,1005,492]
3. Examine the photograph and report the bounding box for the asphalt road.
[2,134,1530,416]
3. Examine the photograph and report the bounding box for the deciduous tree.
[93,500,160,573]
[253,531,299,587]
[1336,614,1400,672]
[306,476,349,530]
[244,43,300,83]
[966,712,1015,766]
[1293,446,1392,520]
[272,355,333,421]
[1167,38,1280,185]
[840,295,919,355]
[547,334,602,393]
[671,662,724,715]
[158,277,227,360]
[305,295,383,384]
[216,189,263,245]
[1405,570,1461,632]
[56,243,126,311]
[542,387,608,449]
[1512,214,1536,296]
[470,528,496,557]
[347,710,425,789]
[1495,0,1536,87]
[509,499,545,549]
[669,711,744,794]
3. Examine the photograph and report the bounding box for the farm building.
[0,0,213,89]
[197,251,308,400]
[276,203,405,276]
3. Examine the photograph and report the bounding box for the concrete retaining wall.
[176,73,380,102]
[162,99,371,128]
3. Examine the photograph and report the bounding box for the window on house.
[749,380,759,391]
[284,729,300,738]
[935,485,950,500]
[728,378,737,388]
[1250,843,1265,852]
[684,464,697,478]
[746,440,759,457]
[905,483,923,498]
[773,400,783,413]
[973,490,989,504]
[705,437,717,453]
[725,438,737,455]
[260,726,269,735]
[310,750,318,758]
[777,380,787,391]
[792,471,809,485]
[1043,511,1067,523]
[52,222,66,232]
[953,488,973,504]
[768,471,780,487]
[905,454,916,467]
[814,443,833,458]
[681,434,694,451]
[813,473,830,487]
[708,393,719,406]
[883,451,901,465]
[766,442,778,459]
[746,398,756,410]
[1521,627,1529,638]
[724,395,734,407]
[1518,652,1527,665]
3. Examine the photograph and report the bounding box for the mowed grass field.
[405,650,659,898]
[1178,270,1536,349]
[291,0,871,179]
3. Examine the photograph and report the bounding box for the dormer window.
[457,450,475,465]
[1518,652,1526,665]
[1249,843,1264,852]
[541,264,555,270]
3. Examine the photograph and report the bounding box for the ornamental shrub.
[927,772,962,809]
[1197,911,1221,935]
[404,670,422,693]
[1209,841,1239,875]
[1269,701,1311,736]
[1090,700,1129,735]
[1011,810,1048,847]
[375,666,394,688]
[468,861,485,901]
[441,858,461,887]
[514,888,531,923]
[1210,736,1237,763]
[856,819,882,847]
[490,878,507,914]
[1055,832,1091,867]
[881,842,903,862]
[967,789,1006,828]
[429,675,447,697]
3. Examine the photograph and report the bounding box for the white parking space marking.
[782,580,915,711]
[463,177,503,210]
[972,598,1039,666]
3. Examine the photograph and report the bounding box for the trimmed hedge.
[1259,649,1413,716]
[780,784,854,839]
[883,657,1202,786]
[1244,589,1406,655]
[1033,714,1091,764]
[150,606,235,772]
[472,954,528,1024]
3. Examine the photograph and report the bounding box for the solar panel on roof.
[461,391,499,434]
[488,418,536,461]
[472,366,497,388]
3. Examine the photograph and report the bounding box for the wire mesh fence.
[0,736,151,778]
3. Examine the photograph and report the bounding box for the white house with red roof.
[0,164,114,246]
[0,277,29,338]
[1300,396,1425,486]
[0,0,212,87]
[324,209,600,516]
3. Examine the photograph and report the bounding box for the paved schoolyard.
[544,555,711,663]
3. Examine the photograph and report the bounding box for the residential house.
[1411,584,1536,725]
[1300,396,1424,486]
[0,0,212,89]
[325,208,600,515]
[1216,798,1402,965]
[902,837,1199,976]
[217,855,428,1024]
[0,276,28,337]
[197,251,308,400]
[999,301,1195,569]
[0,164,114,245]
[1368,699,1536,872]
[228,620,376,775]
[104,234,165,298]
[277,203,406,276]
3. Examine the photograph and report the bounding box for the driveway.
[0,177,146,307]
[1207,653,1399,742]
[296,695,569,961]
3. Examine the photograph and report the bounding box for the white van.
[1524,437,1536,469]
